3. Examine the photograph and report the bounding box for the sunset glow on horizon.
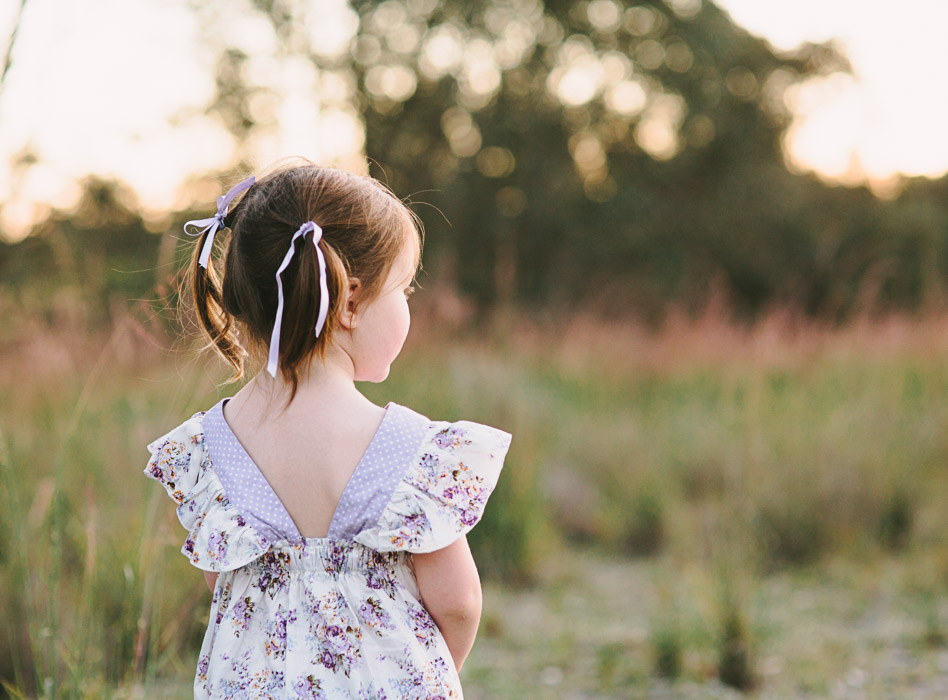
[1,0,946,240]
[720,0,948,195]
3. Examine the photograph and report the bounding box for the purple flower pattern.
[299,589,364,678]
[388,651,461,699]
[358,597,395,637]
[147,434,196,504]
[197,654,209,684]
[385,510,430,550]
[418,452,439,475]
[212,648,286,697]
[406,601,439,649]
[432,426,471,451]
[324,542,350,577]
[231,596,255,636]
[364,553,399,598]
[252,550,292,598]
[214,580,232,626]
[293,674,324,699]
[395,425,496,544]
[356,684,389,700]
[264,607,297,659]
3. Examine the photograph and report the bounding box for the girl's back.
[143,163,511,698]
[222,385,387,539]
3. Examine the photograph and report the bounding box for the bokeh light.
[2,0,948,240]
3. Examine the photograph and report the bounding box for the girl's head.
[187,160,421,401]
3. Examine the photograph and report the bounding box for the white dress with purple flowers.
[144,399,511,699]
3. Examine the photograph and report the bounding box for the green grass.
[4,309,948,696]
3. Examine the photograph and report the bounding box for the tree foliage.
[4,0,948,324]
[240,0,948,318]
[349,0,850,316]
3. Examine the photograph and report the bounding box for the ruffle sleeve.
[354,419,512,554]
[144,413,269,572]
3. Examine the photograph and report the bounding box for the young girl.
[144,161,511,698]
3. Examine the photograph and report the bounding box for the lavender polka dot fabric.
[202,400,299,544]
[201,398,430,542]
[328,403,430,539]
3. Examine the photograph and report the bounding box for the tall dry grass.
[3,296,948,695]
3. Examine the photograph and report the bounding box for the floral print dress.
[144,399,511,699]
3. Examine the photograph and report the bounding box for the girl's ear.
[337,277,362,331]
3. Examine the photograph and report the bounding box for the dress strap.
[328,403,431,540]
[202,399,302,543]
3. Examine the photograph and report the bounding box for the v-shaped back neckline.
[203,397,400,542]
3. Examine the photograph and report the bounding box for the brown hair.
[184,160,421,403]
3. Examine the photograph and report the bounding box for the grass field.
[3,304,948,698]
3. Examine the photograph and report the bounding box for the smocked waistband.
[245,539,406,574]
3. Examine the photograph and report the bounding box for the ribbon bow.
[183,175,256,269]
[266,221,330,378]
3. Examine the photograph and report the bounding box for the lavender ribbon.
[183,175,256,269]
[266,221,330,378]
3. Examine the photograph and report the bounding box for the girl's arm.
[411,536,483,672]
[204,571,218,592]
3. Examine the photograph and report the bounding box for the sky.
[718,0,948,193]
[1,0,946,240]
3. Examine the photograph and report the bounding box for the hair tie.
[266,221,330,378]
[183,175,256,269]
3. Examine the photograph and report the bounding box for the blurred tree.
[229,0,863,317]
[4,0,948,324]
[357,0,855,315]
[0,178,160,325]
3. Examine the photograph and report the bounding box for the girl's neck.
[237,343,379,419]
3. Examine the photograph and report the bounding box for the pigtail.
[189,233,246,381]
[313,238,350,353]
[272,235,349,403]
